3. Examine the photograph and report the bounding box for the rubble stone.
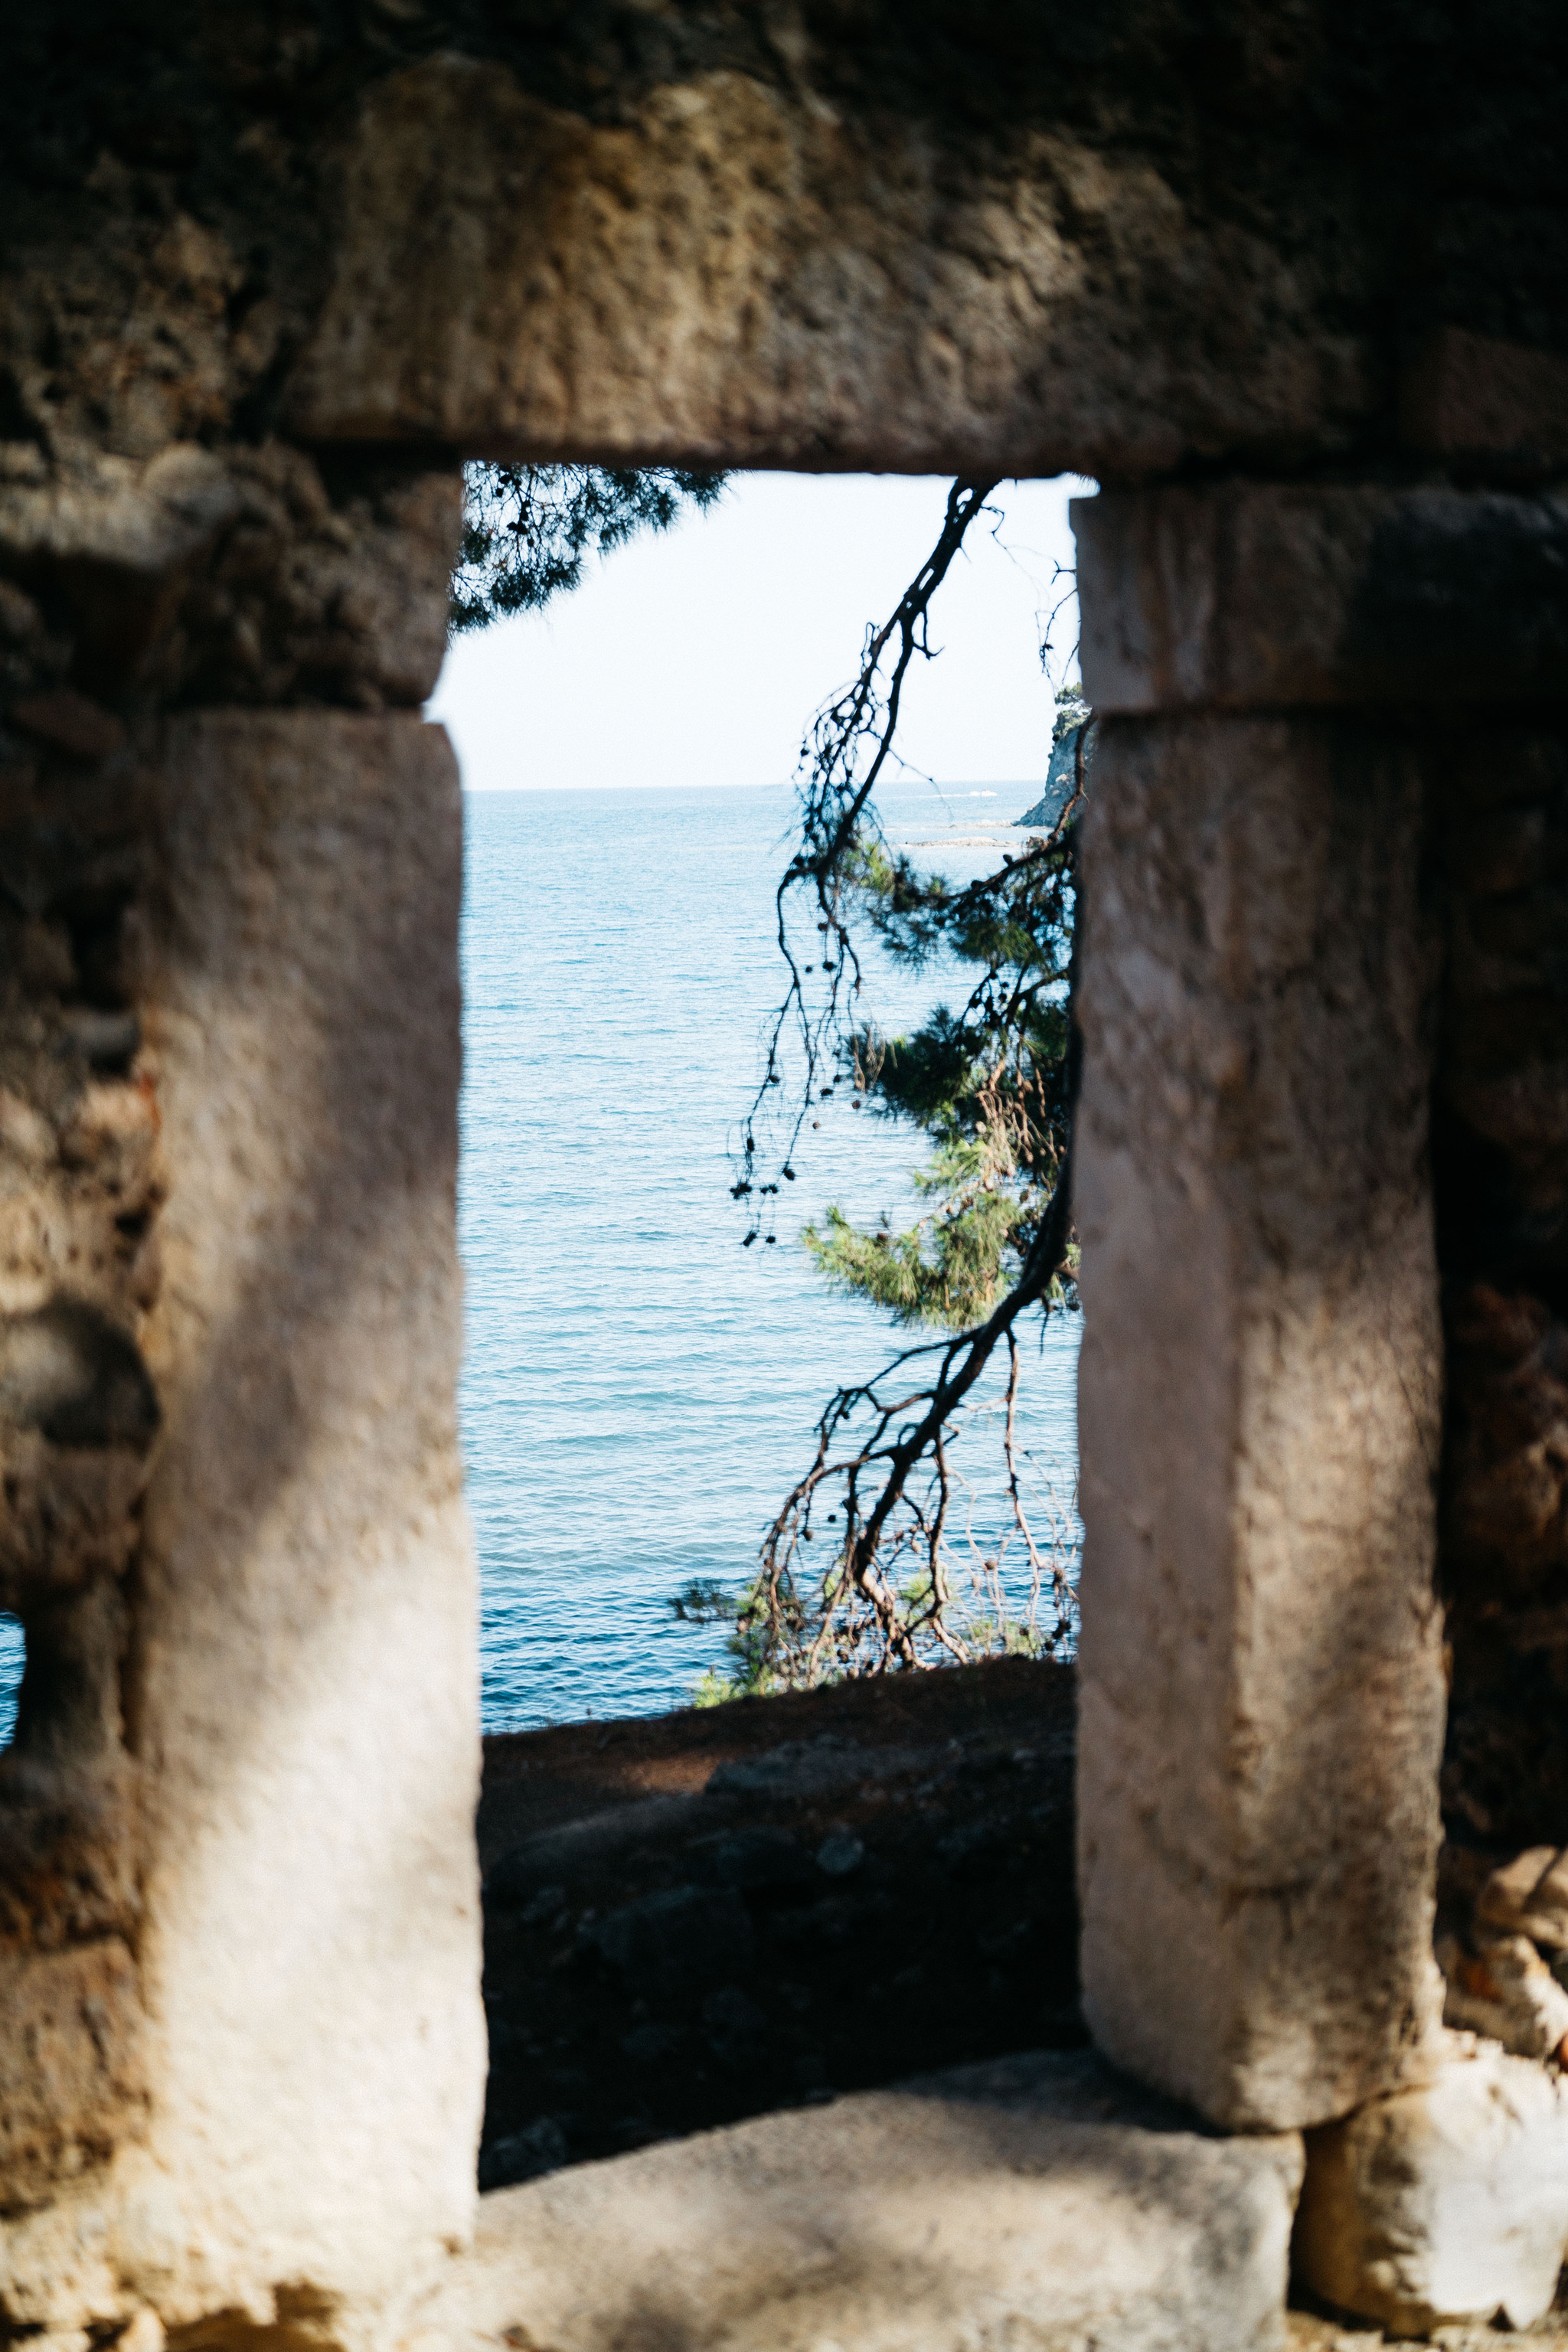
[1295,2042,1568,2336]
[1438,1931,1568,2061]
[1479,1847,1568,1950]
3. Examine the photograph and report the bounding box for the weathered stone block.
[279,51,1369,479]
[1401,328,1568,475]
[1295,2042,1568,2335]
[0,1941,146,2211]
[1,713,484,2339]
[0,443,460,707]
[1075,715,1447,2132]
[1076,485,1568,714]
[1480,1847,1568,1949]
[438,2051,1304,2352]
[1438,1921,1568,2062]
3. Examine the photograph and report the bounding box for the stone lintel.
[433,2052,1304,2352]
[277,53,1369,479]
[1074,715,1448,2132]
[1076,485,1568,715]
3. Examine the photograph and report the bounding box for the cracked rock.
[1295,2040,1568,2335]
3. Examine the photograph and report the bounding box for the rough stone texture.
[1436,1929,1568,2063]
[0,714,485,2341]
[1294,2041,1568,2336]
[0,5,1563,2338]
[1479,1847,1568,1949]
[0,443,460,711]
[1074,714,1447,2132]
[4,9,1567,481]
[280,51,1364,478]
[1434,732,1568,1860]
[0,720,167,2226]
[0,1940,146,2216]
[428,2051,1303,2352]
[1401,327,1568,475]
[1076,485,1568,715]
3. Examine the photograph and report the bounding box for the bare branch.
[727,482,1086,1690]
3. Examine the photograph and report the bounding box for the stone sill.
[424,2049,1303,2352]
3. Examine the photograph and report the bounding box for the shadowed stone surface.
[434,2051,1303,2352]
[1,713,484,2345]
[1076,486,1568,715]
[1075,712,1447,2132]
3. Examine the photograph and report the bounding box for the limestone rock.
[445,2050,1305,2352]
[0,711,485,2321]
[1479,1846,1568,1951]
[1076,485,1568,714]
[0,1941,147,2211]
[1295,2042,1568,2335]
[279,49,1368,481]
[1017,721,1096,830]
[0,1302,158,1451]
[1438,1930,1568,2061]
[1074,713,1447,2133]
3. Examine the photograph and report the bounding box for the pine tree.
[449,464,726,632]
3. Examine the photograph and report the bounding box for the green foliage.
[702,485,1085,1694]
[1052,680,1090,746]
[675,1573,797,1706]
[803,716,1083,1338]
[449,463,727,633]
[803,1165,1024,1331]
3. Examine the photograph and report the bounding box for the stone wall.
[1,3,1566,2343]
[4,5,1567,481]
[0,449,482,2340]
[1436,733,1568,1860]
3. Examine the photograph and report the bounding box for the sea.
[0,778,1080,1746]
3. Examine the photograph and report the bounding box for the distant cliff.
[1016,722,1095,829]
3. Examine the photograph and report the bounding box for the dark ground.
[475,1662,1568,2350]
[477,1657,1082,2188]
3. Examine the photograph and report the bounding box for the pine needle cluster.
[449,463,727,632]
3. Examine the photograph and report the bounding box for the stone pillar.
[0,456,482,2344]
[131,711,483,2324]
[1067,485,1568,2132]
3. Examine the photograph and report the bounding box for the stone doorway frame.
[3,26,1568,2350]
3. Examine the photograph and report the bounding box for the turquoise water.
[0,1618,18,1746]
[460,780,1080,1730]
[0,778,1080,1749]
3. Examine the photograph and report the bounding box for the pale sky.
[426,472,1092,794]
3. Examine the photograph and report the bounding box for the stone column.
[126,710,484,2325]
[0,453,483,2345]
[1070,485,1568,2133]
